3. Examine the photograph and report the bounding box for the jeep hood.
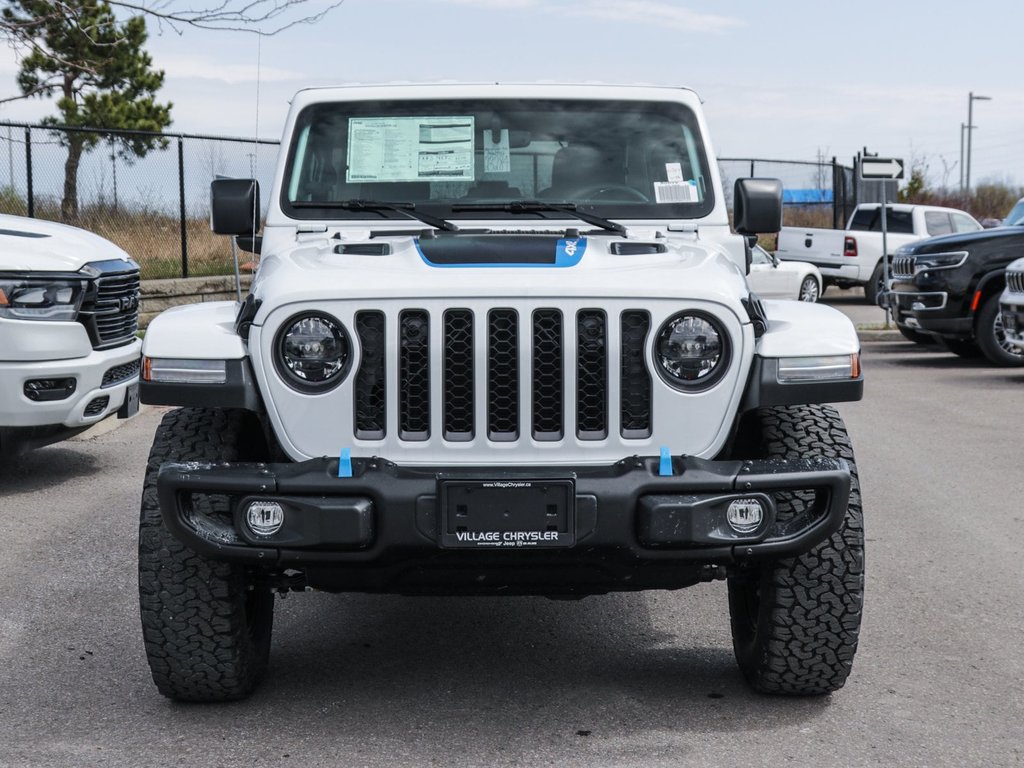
[250,233,750,316]
[0,213,133,273]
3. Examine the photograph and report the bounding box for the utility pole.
[966,91,992,192]
[959,123,965,192]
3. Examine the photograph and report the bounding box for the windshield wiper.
[451,201,627,237]
[290,199,459,232]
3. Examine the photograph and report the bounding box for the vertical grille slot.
[487,309,519,441]
[620,311,652,438]
[399,309,430,441]
[532,309,563,441]
[576,309,608,440]
[354,311,386,440]
[443,309,474,441]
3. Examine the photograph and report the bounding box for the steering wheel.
[569,184,649,203]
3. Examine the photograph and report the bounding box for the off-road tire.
[975,293,1024,367]
[727,404,864,695]
[863,261,885,305]
[138,408,274,702]
[897,325,934,346]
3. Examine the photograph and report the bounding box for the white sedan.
[748,244,822,302]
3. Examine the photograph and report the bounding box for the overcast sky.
[1,0,1020,190]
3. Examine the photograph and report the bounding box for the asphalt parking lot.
[1,331,1022,767]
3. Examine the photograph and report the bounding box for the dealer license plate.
[439,479,575,549]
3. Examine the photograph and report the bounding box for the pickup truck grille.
[1007,271,1024,294]
[78,262,141,350]
[891,255,916,279]
[352,306,653,444]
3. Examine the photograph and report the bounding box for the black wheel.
[939,337,983,358]
[863,262,884,305]
[798,275,820,302]
[975,293,1024,367]
[727,405,864,695]
[897,325,934,345]
[138,408,274,702]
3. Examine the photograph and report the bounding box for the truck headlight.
[275,312,351,391]
[0,277,85,321]
[655,312,729,389]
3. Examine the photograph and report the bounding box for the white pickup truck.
[776,203,982,303]
[0,214,141,455]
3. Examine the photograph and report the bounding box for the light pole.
[966,91,992,192]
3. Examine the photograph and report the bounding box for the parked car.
[136,82,865,702]
[777,203,981,303]
[1003,198,1024,227]
[890,227,1024,365]
[0,213,141,455]
[747,244,821,301]
[999,257,1024,352]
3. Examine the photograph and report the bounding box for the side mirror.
[734,178,783,235]
[211,178,261,236]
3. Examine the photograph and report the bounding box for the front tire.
[863,262,885,305]
[727,405,864,695]
[798,275,820,302]
[138,408,274,702]
[976,293,1024,367]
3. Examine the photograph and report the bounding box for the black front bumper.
[157,454,852,595]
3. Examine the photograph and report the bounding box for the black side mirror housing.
[734,178,783,235]
[211,178,261,236]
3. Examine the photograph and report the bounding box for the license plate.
[118,382,140,419]
[439,479,575,549]
[1004,312,1019,332]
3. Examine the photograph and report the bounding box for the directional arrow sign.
[860,157,904,180]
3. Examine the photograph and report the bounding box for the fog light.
[246,501,285,536]
[726,498,764,534]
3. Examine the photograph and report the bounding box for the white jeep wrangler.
[138,83,865,702]
[0,214,141,455]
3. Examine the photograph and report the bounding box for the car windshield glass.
[1004,200,1024,226]
[282,97,714,221]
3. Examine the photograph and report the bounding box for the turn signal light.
[843,237,858,257]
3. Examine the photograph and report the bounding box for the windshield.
[1004,200,1024,226]
[282,98,714,221]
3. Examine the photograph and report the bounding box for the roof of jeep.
[289,82,701,103]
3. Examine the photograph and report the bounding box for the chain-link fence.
[719,157,855,230]
[0,122,857,279]
[0,122,279,280]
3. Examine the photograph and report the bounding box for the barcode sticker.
[654,181,698,203]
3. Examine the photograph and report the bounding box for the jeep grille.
[352,306,654,444]
[891,255,915,280]
[1008,271,1024,294]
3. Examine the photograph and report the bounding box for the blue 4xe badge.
[555,237,586,266]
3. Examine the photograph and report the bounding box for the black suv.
[889,227,1024,366]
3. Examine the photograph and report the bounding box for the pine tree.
[3,1,172,219]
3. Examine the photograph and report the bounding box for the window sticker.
[654,181,698,203]
[484,129,511,174]
[665,162,684,183]
[347,116,475,182]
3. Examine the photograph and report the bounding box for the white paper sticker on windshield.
[347,116,475,183]
[665,162,684,183]
[484,129,511,174]
[654,181,698,203]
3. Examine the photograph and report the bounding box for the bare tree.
[1,1,345,85]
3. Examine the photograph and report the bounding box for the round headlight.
[656,312,729,389]
[275,313,351,391]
